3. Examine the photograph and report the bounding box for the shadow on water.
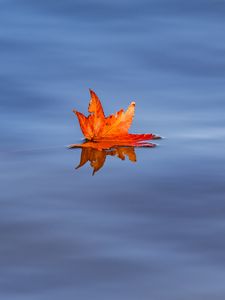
[73,144,156,175]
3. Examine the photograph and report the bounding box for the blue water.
[1,0,225,299]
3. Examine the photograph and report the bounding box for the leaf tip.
[89,88,96,96]
[152,135,162,140]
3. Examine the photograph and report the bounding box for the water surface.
[1,0,225,299]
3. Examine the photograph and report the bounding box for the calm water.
[1,0,225,299]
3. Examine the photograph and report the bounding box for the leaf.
[71,89,160,149]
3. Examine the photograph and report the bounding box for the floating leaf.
[70,90,160,149]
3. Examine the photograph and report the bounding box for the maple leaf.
[70,89,160,149]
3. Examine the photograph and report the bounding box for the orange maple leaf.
[69,90,160,149]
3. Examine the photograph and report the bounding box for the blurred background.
[0,0,225,299]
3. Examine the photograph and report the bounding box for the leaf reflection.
[72,141,156,175]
